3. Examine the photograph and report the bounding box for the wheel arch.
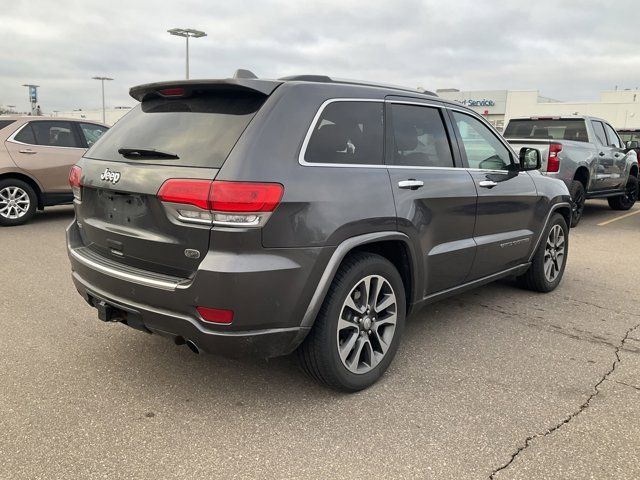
[574,165,590,188]
[0,171,43,208]
[300,232,420,329]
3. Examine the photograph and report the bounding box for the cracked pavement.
[1,201,639,479]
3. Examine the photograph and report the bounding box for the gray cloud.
[1,0,638,112]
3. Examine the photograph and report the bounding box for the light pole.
[167,28,207,79]
[22,84,39,115]
[92,76,113,124]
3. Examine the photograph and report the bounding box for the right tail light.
[157,179,284,227]
[547,143,562,173]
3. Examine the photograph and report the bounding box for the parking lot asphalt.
[1,201,638,480]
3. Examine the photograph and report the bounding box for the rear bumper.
[66,220,325,358]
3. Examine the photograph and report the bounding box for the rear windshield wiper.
[117,147,179,159]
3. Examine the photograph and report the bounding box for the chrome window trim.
[298,98,384,168]
[297,97,516,174]
[6,121,86,150]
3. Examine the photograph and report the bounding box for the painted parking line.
[597,209,640,226]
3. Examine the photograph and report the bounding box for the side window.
[14,124,36,144]
[591,121,608,146]
[304,101,384,165]
[80,123,108,147]
[390,104,454,168]
[452,111,512,170]
[603,123,622,148]
[30,121,80,148]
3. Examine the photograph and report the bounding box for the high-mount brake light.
[158,87,185,97]
[68,165,82,200]
[547,143,562,173]
[157,179,284,227]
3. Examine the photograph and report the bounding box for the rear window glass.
[31,121,80,147]
[619,131,640,143]
[85,91,266,168]
[304,101,384,165]
[504,119,589,142]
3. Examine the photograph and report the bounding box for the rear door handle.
[599,152,605,157]
[478,180,498,188]
[18,149,37,154]
[398,180,424,190]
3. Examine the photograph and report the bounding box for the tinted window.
[79,123,108,147]
[390,104,453,167]
[86,91,266,168]
[591,121,607,145]
[504,119,589,143]
[453,111,512,170]
[618,131,640,143]
[14,124,36,144]
[603,123,622,148]
[305,101,384,165]
[0,120,16,131]
[30,121,80,147]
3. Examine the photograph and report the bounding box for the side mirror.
[519,147,541,171]
[627,141,639,149]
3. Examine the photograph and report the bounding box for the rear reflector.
[196,307,234,324]
[68,165,82,200]
[547,143,562,173]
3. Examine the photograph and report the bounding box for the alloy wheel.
[336,275,398,374]
[0,186,30,220]
[543,225,565,283]
[572,188,584,221]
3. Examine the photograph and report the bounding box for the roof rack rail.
[278,74,437,97]
[278,75,333,82]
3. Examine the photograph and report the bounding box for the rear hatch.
[73,80,278,278]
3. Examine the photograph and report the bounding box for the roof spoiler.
[129,77,282,102]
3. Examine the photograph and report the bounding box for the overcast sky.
[1,0,638,112]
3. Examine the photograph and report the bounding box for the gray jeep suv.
[66,72,572,391]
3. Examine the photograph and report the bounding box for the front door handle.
[478,180,498,188]
[18,149,37,154]
[398,179,424,190]
[599,151,605,157]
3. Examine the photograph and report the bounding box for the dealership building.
[436,88,640,131]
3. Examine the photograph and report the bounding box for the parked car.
[0,116,109,225]
[66,72,571,391]
[617,128,640,157]
[504,116,639,226]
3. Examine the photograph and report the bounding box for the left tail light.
[547,143,562,173]
[157,179,284,227]
[68,165,82,200]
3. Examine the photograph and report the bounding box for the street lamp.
[92,76,113,124]
[167,28,207,79]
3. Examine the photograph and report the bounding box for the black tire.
[517,213,569,293]
[297,252,406,392]
[0,178,37,226]
[607,175,638,211]
[569,180,585,227]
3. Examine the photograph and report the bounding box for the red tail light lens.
[157,179,212,210]
[158,87,185,97]
[197,307,234,324]
[68,165,82,200]
[547,143,562,173]
[210,181,284,212]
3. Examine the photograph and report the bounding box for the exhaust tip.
[185,340,200,354]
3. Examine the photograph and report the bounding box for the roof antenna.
[233,69,258,79]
